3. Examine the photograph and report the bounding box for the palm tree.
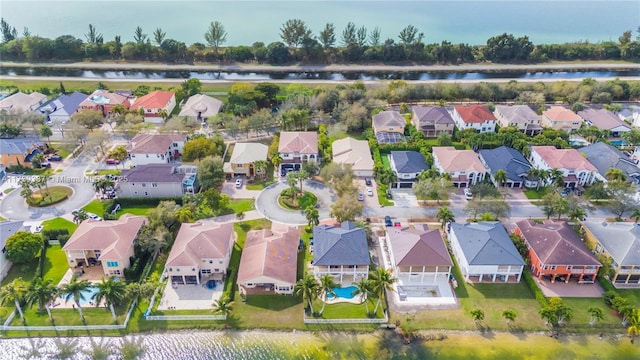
[253,160,269,179]
[295,274,319,315]
[93,277,127,322]
[26,277,59,323]
[352,278,374,315]
[212,294,233,316]
[494,169,508,187]
[568,207,587,223]
[628,308,640,344]
[587,306,604,327]
[502,309,517,326]
[605,167,627,182]
[305,206,319,227]
[318,274,338,315]
[174,206,193,223]
[0,278,28,323]
[549,168,564,188]
[61,275,91,321]
[368,268,397,316]
[72,209,89,224]
[631,208,640,223]
[158,108,169,122]
[271,155,282,170]
[436,207,455,229]
[470,308,485,326]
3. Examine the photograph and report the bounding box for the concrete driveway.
[221,177,262,199]
[255,180,335,226]
[389,189,418,207]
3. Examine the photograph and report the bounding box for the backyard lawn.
[42,245,69,284]
[231,293,303,329]
[82,199,104,215]
[41,217,77,234]
[11,305,128,326]
[310,297,383,320]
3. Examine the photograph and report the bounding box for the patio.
[157,280,224,310]
[536,277,604,298]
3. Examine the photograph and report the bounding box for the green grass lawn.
[12,305,127,326]
[82,199,104,215]
[310,297,383,319]
[115,205,157,218]
[42,245,69,284]
[524,186,551,199]
[91,169,122,176]
[227,199,255,213]
[231,292,304,329]
[561,297,623,327]
[30,186,72,207]
[4,187,15,194]
[246,180,275,190]
[380,152,391,169]
[42,217,78,234]
[377,183,394,207]
[1,261,38,286]
[617,288,640,308]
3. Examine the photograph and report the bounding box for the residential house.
[452,105,497,133]
[223,142,269,177]
[582,221,640,287]
[529,145,598,187]
[62,215,146,277]
[237,223,300,295]
[313,221,369,284]
[278,131,318,172]
[130,90,177,124]
[37,92,88,124]
[373,110,406,144]
[387,224,452,285]
[579,108,631,137]
[388,151,428,188]
[0,221,23,281]
[0,137,47,168]
[77,90,130,116]
[119,164,198,197]
[432,147,488,187]
[618,105,640,128]
[541,106,583,131]
[479,146,535,188]
[579,142,640,183]
[178,94,223,122]
[411,106,455,137]
[0,91,47,113]
[164,221,235,285]
[449,222,525,283]
[514,220,600,284]
[332,137,375,177]
[494,105,543,136]
[126,133,185,166]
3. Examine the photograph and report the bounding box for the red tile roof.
[132,91,175,110]
[454,105,497,123]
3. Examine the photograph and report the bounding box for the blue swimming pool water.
[205,280,216,290]
[326,286,358,300]
[610,140,628,146]
[60,286,99,306]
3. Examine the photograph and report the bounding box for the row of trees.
[2,18,640,63]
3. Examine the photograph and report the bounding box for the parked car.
[464,188,473,200]
[365,177,372,186]
[105,158,120,165]
[87,212,102,221]
[384,216,393,227]
[39,162,51,168]
[394,222,401,228]
[366,187,374,196]
[358,192,364,201]
[235,178,243,188]
[48,154,63,161]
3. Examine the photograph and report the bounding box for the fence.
[303,311,388,324]
[145,314,227,321]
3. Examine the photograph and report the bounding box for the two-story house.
[164,221,235,285]
[77,90,130,117]
[452,105,497,133]
[411,106,455,137]
[119,164,198,197]
[388,151,428,188]
[578,108,631,137]
[579,142,640,183]
[126,133,186,166]
[130,90,177,124]
[332,137,375,177]
[494,105,543,136]
[62,215,147,277]
[0,137,47,168]
[479,146,535,188]
[278,131,318,172]
[515,220,601,284]
[432,147,488,187]
[223,142,269,177]
[541,106,583,131]
[373,110,406,144]
[313,222,369,284]
[529,145,598,187]
[582,221,640,287]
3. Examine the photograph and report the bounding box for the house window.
[214,268,220,272]
[109,270,121,276]
[209,260,213,264]
[106,261,119,267]
[142,183,147,187]
[201,269,211,274]
[173,143,178,147]
[550,265,557,270]
[152,183,158,187]
[146,154,149,158]
[146,109,152,113]
[219,260,223,264]
[144,192,149,196]
[567,266,572,270]
[543,265,549,270]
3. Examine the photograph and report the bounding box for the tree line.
[2,18,640,64]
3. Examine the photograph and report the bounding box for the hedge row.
[104,197,183,213]
[522,270,548,307]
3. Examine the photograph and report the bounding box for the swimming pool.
[610,140,629,147]
[326,286,358,300]
[60,286,99,306]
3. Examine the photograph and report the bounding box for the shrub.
[57,234,70,247]
[42,228,69,241]
[522,270,548,307]
[603,291,617,307]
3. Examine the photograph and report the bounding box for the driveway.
[389,189,418,207]
[255,180,335,226]
[0,150,96,221]
[221,177,262,199]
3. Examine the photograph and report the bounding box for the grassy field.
[524,186,551,199]
[1,79,234,94]
[227,199,255,213]
[12,305,127,326]
[42,217,78,233]
[82,199,104,215]
[42,245,69,284]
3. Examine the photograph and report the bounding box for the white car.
[357,192,364,201]
[464,188,473,200]
[366,187,374,196]
[87,212,102,221]
[235,178,243,188]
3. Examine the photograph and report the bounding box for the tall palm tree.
[0,278,28,323]
[271,155,282,170]
[61,275,91,321]
[157,109,169,122]
[494,169,508,187]
[631,208,640,223]
[549,168,564,188]
[212,294,233,316]
[628,308,640,344]
[436,207,455,229]
[253,160,269,179]
[568,207,587,223]
[368,268,397,315]
[26,277,59,323]
[72,209,89,224]
[295,274,319,315]
[318,274,338,315]
[174,206,193,223]
[305,206,319,227]
[352,278,374,315]
[605,167,627,182]
[93,277,127,322]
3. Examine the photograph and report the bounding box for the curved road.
[0,151,96,222]
[256,180,336,226]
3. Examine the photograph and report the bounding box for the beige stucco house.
[332,137,374,177]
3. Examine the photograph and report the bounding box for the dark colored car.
[384,216,393,227]
[365,177,372,186]
[105,158,120,165]
[48,154,63,161]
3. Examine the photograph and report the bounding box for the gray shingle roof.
[450,222,525,266]
[411,106,455,127]
[37,92,87,117]
[390,151,428,174]
[121,164,185,183]
[579,142,640,181]
[582,221,640,266]
[313,222,369,266]
[0,137,45,155]
[479,146,532,182]
[373,110,405,128]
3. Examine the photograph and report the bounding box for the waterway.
[0,1,637,46]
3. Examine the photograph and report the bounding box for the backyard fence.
[303,311,388,324]
[145,314,227,321]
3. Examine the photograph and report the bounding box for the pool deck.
[157,281,224,310]
[323,292,365,305]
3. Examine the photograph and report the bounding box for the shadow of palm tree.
[49,337,79,360]
[17,337,47,360]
